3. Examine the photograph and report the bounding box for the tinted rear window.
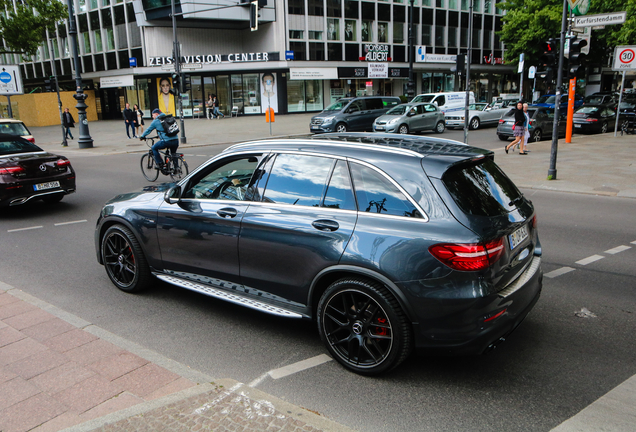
[0,139,42,156]
[442,159,523,216]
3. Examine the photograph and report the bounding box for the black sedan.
[0,134,76,207]
[572,104,618,134]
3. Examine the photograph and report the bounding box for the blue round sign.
[0,71,11,83]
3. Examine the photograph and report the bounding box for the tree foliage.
[0,0,67,56]
[496,0,636,66]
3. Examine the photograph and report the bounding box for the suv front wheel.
[317,278,412,375]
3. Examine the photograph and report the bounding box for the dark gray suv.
[310,96,400,133]
[95,133,542,375]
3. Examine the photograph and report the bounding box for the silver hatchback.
[373,103,446,134]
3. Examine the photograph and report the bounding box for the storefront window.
[421,72,455,93]
[137,79,150,116]
[243,74,261,114]
[190,76,203,117]
[287,80,305,112]
[306,80,323,111]
[231,75,244,114]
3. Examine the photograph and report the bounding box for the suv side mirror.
[164,185,183,204]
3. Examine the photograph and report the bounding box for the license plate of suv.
[33,181,60,191]
[509,225,529,250]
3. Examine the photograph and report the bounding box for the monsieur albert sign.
[364,44,389,62]
[147,52,280,66]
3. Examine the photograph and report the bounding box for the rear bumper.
[0,175,76,207]
[409,255,543,355]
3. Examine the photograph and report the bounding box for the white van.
[411,92,475,115]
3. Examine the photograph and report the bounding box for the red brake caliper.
[375,317,388,336]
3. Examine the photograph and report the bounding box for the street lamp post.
[407,0,415,101]
[171,0,186,144]
[67,0,93,148]
[463,0,473,144]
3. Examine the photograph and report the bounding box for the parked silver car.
[373,103,445,134]
[497,106,566,142]
[446,103,509,130]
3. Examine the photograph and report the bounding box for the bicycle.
[139,136,189,182]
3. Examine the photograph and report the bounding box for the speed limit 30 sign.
[613,45,636,70]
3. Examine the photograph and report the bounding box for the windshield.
[535,95,556,104]
[412,95,434,103]
[0,122,31,136]
[386,105,410,115]
[0,138,42,156]
[576,106,599,114]
[469,104,486,111]
[584,96,605,104]
[324,99,351,111]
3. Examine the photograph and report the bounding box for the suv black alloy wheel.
[102,225,151,292]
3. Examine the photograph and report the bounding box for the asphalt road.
[1,127,635,431]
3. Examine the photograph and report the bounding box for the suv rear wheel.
[317,278,412,375]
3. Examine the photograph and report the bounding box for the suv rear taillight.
[27,137,35,143]
[498,119,504,124]
[56,159,70,167]
[429,238,505,271]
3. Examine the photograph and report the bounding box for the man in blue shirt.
[140,109,179,171]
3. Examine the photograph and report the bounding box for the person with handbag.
[134,104,145,136]
[505,101,527,155]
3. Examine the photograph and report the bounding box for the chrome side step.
[498,256,542,298]
[155,274,304,319]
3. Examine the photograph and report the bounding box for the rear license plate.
[33,181,60,191]
[509,225,529,250]
[574,124,582,128]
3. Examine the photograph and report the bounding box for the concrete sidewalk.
[30,114,636,199]
[0,281,355,432]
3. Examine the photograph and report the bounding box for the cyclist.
[140,109,179,172]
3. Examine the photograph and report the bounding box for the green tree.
[496,0,636,66]
[0,0,67,56]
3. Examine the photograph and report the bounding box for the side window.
[350,162,423,218]
[323,160,356,211]
[435,96,445,107]
[545,109,555,120]
[262,154,334,207]
[182,155,260,201]
[416,105,427,114]
[348,100,363,112]
[425,104,437,112]
[365,98,384,110]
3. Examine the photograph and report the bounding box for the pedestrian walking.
[212,96,224,119]
[505,101,526,155]
[522,103,531,151]
[206,94,214,119]
[134,104,145,136]
[123,103,137,139]
[62,108,74,143]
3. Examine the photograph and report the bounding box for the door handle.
[312,219,339,232]
[217,207,238,219]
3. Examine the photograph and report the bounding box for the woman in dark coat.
[505,101,527,155]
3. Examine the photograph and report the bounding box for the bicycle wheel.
[170,157,189,181]
[140,153,159,181]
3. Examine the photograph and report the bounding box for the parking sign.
[613,45,636,70]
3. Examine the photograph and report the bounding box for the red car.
[0,134,76,207]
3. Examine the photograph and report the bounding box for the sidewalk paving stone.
[22,318,79,343]
[43,328,99,353]
[3,308,57,331]
[5,349,67,380]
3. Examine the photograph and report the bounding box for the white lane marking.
[575,255,605,266]
[248,371,270,388]
[550,373,636,432]
[196,154,208,157]
[605,245,631,255]
[7,226,43,233]
[544,267,576,279]
[268,354,333,380]
[632,240,636,245]
[54,219,87,226]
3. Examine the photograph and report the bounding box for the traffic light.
[569,37,587,79]
[44,78,52,92]
[183,74,191,92]
[250,0,258,31]
[171,73,180,94]
[539,38,557,69]
[456,53,465,75]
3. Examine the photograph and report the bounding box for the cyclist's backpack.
[160,115,179,137]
